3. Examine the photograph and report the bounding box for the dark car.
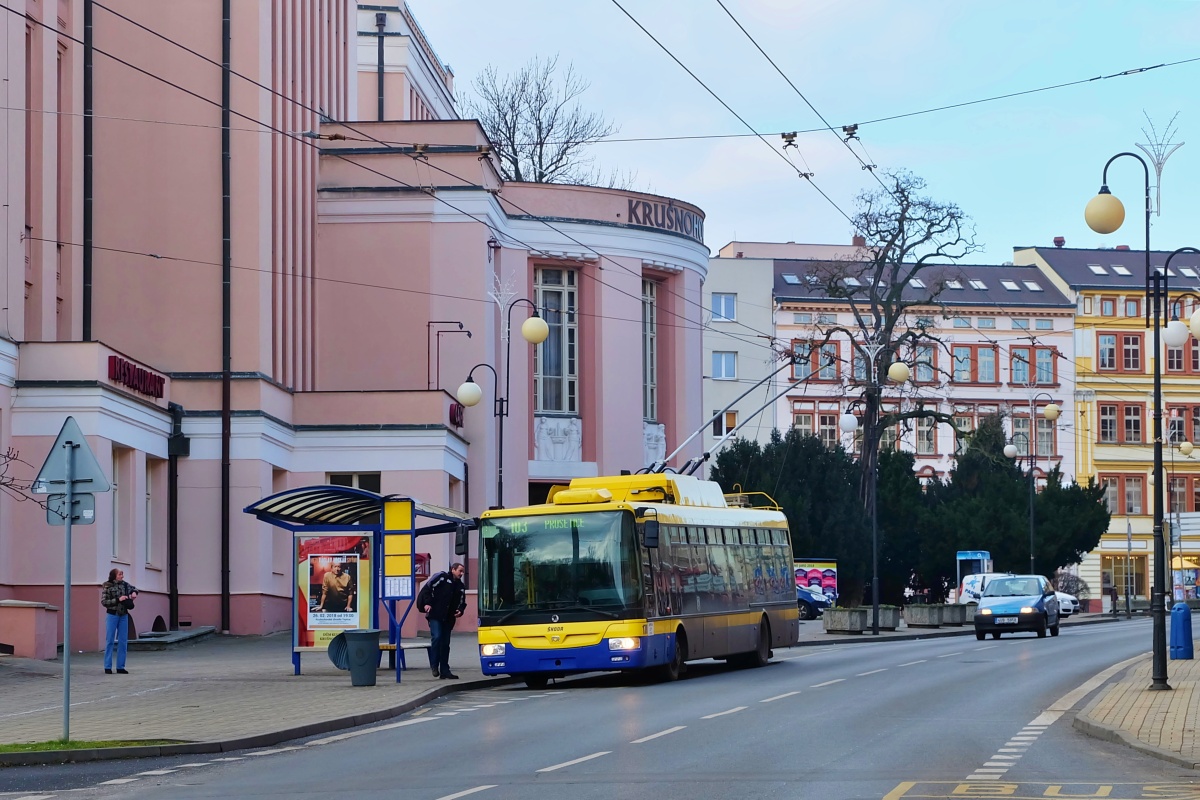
[797,584,831,620]
[974,574,1060,640]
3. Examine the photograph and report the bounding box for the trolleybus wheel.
[659,630,687,682]
[523,675,549,689]
[749,618,771,668]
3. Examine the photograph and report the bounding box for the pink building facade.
[2,1,707,652]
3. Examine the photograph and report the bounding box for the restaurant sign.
[108,356,165,399]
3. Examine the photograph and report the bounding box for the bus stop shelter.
[244,485,475,682]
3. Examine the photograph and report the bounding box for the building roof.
[1019,246,1200,291]
[717,241,867,260]
[771,260,1073,309]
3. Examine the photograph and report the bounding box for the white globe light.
[1042,403,1061,421]
[1148,472,1156,486]
[456,380,483,407]
[1189,308,1200,341]
[1003,444,1019,459]
[1164,319,1191,348]
[521,315,550,344]
[1084,190,1125,234]
[1181,441,1195,457]
[839,413,859,433]
[887,361,911,383]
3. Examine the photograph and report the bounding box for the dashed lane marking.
[700,706,747,719]
[857,669,887,676]
[760,691,801,703]
[897,660,926,666]
[936,652,962,658]
[435,786,497,800]
[631,726,686,744]
[536,751,610,772]
[97,778,139,785]
[136,769,178,775]
[810,679,845,687]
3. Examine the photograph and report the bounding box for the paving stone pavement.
[0,611,1190,770]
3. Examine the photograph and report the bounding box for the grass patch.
[0,739,180,753]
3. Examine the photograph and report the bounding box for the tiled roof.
[772,259,1072,309]
[1021,246,1200,291]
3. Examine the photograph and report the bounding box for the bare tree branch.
[462,55,634,189]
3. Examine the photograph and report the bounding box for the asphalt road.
[7,618,1198,800]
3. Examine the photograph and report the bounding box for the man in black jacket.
[418,563,466,679]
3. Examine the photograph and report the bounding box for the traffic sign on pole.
[33,416,112,741]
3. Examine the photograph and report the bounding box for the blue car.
[974,574,1061,640]
[797,584,831,620]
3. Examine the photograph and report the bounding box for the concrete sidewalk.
[0,611,1181,768]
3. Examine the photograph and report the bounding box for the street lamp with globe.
[838,357,910,635]
[456,301,549,509]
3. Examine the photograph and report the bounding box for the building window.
[1083,297,1093,315]
[534,267,579,413]
[1036,417,1054,457]
[817,313,836,325]
[1099,405,1117,443]
[1011,348,1030,385]
[329,473,382,524]
[818,342,839,381]
[1125,476,1144,515]
[953,317,970,328]
[1125,298,1141,317]
[818,413,839,449]
[917,417,936,455]
[1100,476,1119,513]
[1123,405,1143,443]
[1098,334,1117,370]
[1122,334,1142,372]
[642,279,658,421]
[1101,298,1116,316]
[1012,318,1030,330]
[711,292,736,322]
[953,407,976,455]
[952,345,997,383]
[712,410,737,437]
[879,405,900,451]
[1168,345,1186,372]
[793,312,811,324]
[978,317,996,329]
[853,349,868,382]
[915,345,935,383]
[792,405,813,437]
[1036,349,1055,384]
[712,351,737,380]
[1171,477,1188,514]
[1168,408,1187,443]
[1035,319,1053,330]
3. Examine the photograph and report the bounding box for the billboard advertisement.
[795,560,838,602]
[294,534,372,651]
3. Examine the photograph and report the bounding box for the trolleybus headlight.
[608,637,640,651]
[481,643,506,656]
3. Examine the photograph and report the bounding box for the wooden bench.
[379,641,433,670]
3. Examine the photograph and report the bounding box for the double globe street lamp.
[839,354,910,636]
[1084,149,1200,690]
[456,299,549,510]
[1003,396,1060,577]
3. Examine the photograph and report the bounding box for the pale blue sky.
[407,0,1200,265]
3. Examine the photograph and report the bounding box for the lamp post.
[838,348,910,635]
[1084,155,1170,690]
[1002,395,1061,575]
[456,299,549,509]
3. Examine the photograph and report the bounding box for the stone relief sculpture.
[533,416,582,462]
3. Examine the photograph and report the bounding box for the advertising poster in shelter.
[294,534,372,651]
[795,560,837,602]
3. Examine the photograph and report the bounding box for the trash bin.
[328,629,381,686]
[1170,603,1193,660]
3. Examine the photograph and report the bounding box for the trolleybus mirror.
[636,507,660,548]
[454,523,469,556]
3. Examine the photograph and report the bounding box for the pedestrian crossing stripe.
[885,783,1200,799]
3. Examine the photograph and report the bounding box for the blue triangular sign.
[31,417,112,494]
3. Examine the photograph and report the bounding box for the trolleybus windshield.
[480,511,642,622]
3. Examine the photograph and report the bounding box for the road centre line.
[810,679,845,687]
[307,716,435,746]
[936,652,962,658]
[136,769,178,775]
[760,691,801,702]
[631,725,686,743]
[435,786,497,800]
[897,660,926,666]
[536,751,611,772]
[98,778,140,785]
[701,706,748,719]
[972,645,997,651]
[856,669,887,676]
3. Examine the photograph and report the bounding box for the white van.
[958,572,1013,604]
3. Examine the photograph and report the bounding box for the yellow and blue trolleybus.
[477,472,799,687]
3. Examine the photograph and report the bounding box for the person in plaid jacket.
[101,568,138,674]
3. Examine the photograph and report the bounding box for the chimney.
[1053,236,1065,248]
[1116,245,1131,251]
[852,235,866,247]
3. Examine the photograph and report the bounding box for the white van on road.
[958,572,1013,604]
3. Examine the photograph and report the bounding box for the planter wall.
[905,604,942,628]
[965,604,977,623]
[823,607,868,634]
[861,606,901,631]
[941,604,967,626]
